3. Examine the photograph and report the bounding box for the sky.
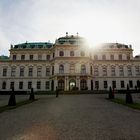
[0,0,140,56]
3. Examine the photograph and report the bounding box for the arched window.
[58,79,64,90]
[119,66,124,76]
[102,55,106,60]
[80,79,87,90]
[94,55,98,60]
[81,65,86,74]
[81,51,85,56]
[127,66,132,76]
[59,51,64,56]
[70,51,74,56]
[59,65,64,74]
[2,81,6,89]
[46,67,50,76]
[20,67,24,77]
[111,66,115,76]
[110,55,114,60]
[94,66,99,76]
[119,54,122,60]
[37,67,42,77]
[11,67,16,77]
[102,66,107,76]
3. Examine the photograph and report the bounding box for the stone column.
[54,77,58,91]
[87,77,91,90]
[65,76,69,91]
[76,77,80,90]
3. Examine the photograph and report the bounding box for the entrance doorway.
[69,79,76,90]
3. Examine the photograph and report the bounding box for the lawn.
[110,98,140,110]
[0,99,37,113]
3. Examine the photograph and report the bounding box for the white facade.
[0,35,140,92]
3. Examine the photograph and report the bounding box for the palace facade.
[0,34,140,92]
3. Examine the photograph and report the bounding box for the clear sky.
[0,0,140,56]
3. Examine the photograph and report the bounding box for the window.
[28,81,32,89]
[10,82,14,89]
[104,81,108,89]
[110,55,114,60]
[112,81,116,89]
[59,65,64,74]
[81,65,86,74]
[129,80,133,88]
[28,67,33,77]
[90,66,93,75]
[13,55,16,60]
[19,82,23,89]
[135,66,140,76]
[37,81,41,89]
[94,66,99,76]
[121,81,125,88]
[46,55,50,60]
[53,53,55,58]
[11,67,16,77]
[70,51,74,56]
[3,68,7,77]
[46,81,50,89]
[59,51,64,56]
[46,67,50,76]
[20,67,24,77]
[119,66,124,76]
[70,64,75,74]
[21,55,25,60]
[127,66,132,76]
[52,66,54,75]
[102,66,107,76]
[119,54,122,60]
[127,55,130,60]
[38,55,42,60]
[81,51,85,56]
[2,82,6,89]
[102,55,106,60]
[37,67,42,77]
[95,81,99,90]
[137,80,140,88]
[58,79,64,90]
[94,55,98,60]
[80,79,87,90]
[29,55,33,60]
[111,66,115,76]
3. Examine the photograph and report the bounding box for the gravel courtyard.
[0,94,140,140]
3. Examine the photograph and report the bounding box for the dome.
[55,33,86,45]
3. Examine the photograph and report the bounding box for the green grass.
[0,99,37,113]
[110,98,140,110]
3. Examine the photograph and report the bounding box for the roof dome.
[55,33,86,45]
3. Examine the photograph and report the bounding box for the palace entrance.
[69,79,76,90]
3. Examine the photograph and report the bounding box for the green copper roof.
[0,55,9,60]
[14,42,53,49]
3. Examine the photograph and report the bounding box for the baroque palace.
[0,33,140,92]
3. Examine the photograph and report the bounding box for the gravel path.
[0,94,140,140]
